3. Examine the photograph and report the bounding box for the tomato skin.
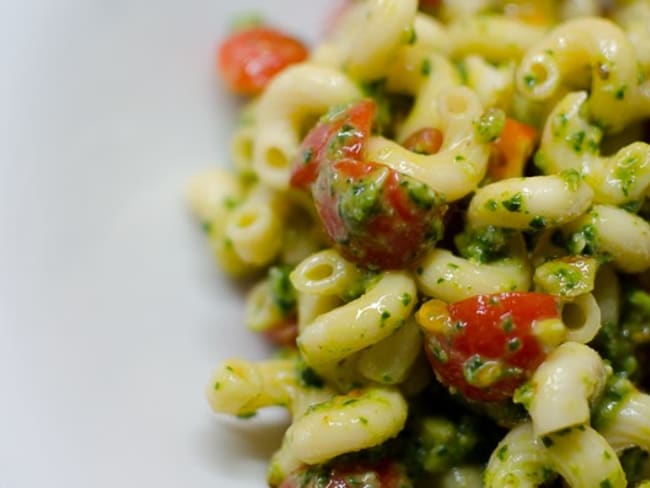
[418,0,442,13]
[262,319,298,348]
[402,128,444,155]
[290,100,376,191]
[312,158,447,269]
[487,118,538,181]
[279,460,411,488]
[218,27,308,96]
[418,292,560,402]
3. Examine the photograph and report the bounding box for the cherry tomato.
[290,99,376,191]
[262,319,298,348]
[312,158,447,269]
[402,128,444,155]
[279,460,412,488]
[487,118,538,181]
[218,27,308,96]
[417,292,560,402]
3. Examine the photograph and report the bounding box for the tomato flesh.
[262,319,298,348]
[418,292,559,402]
[418,0,442,14]
[218,27,308,96]
[313,158,447,269]
[487,118,538,181]
[402,127,444,155]
[290,100,376,191]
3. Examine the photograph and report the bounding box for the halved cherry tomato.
[290,99,376,191]
[218,27,308,96]
[402,128,444,155]
[279,460,412,488]
[417,292,560,402]
[487,118,538,181]
[312,158,447,269]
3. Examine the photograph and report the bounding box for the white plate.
[0,1,329,486]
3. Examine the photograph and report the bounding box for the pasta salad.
[188,1,650,486]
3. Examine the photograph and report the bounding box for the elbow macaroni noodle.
[525,342,607,437]
[192,1,650,486]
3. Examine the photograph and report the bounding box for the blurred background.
[0,1,329,486]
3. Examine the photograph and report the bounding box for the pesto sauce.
[567,224,599,256]
[475,108,506,143]
[338,177,382,229]
[560,168,582,192]
[501,193,523,212]
[410,416,479,475]
[591,374,634,430]
[268,265,297,316]
[455,225,512,263]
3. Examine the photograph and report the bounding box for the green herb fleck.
[560,169,581,192]
[485,199,498,211]
[615,155,640,197]
[298,363,325,389]
[567,224,599,256]
[302,147,314,163]
[455,60,469,84]
[501,193,523,212]
[236,411,257,419]
[523,73,538,89]
[614,85,627,100]
[404,178,441,210]
[568,130,586,153]
[496,445,509,461]
[429,340,448,363]
[269,265,297,316]
[501,316,514,333]
[421,59,432,76]
[529,216,547,230]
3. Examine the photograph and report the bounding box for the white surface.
[0,1,329,486]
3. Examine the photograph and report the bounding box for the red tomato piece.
[417,292,560,402]
[279,460,412,488]
[419,0,442,14]
[487,118,538,181]
[262,319,298,348]
[217,27,308,96]
[402,128,444,155]
[290,100,376,191]
[312,158,447,269]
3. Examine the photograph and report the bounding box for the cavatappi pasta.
[192,1,650,486]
